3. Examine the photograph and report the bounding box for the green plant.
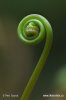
[17,14,53,100]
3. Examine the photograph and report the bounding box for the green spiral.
[17,14,53,100]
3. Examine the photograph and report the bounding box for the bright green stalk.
[17,14,53,100]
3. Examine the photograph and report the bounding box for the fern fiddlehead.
[17,14,53,100]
